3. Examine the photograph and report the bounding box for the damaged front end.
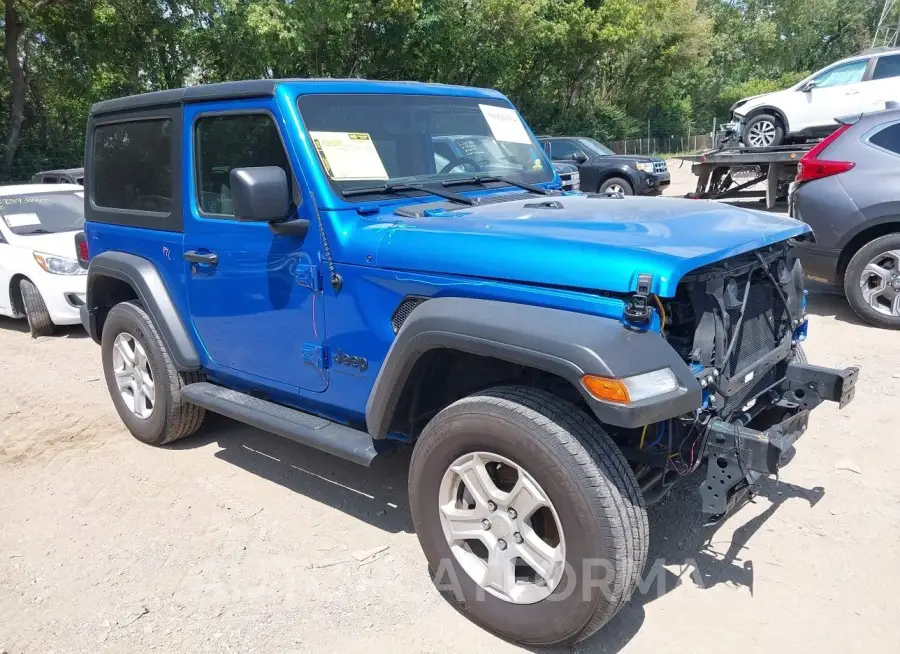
[628,241,858,521]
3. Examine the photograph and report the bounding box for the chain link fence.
[606,134,714,157]
[0,147,83,185]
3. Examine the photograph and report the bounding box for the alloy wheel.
[111,332,155,419]
[747,120,776,147]
[859,250,900,317]
[438,451,566,605]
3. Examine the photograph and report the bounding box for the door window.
[549,140,586,161]
[194,113,293,217]
[812,60,868,88]
[873,54,900,81]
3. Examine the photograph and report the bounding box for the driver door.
[798,59,870,131]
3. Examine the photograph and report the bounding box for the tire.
[843,233,900,330]
[101,300,206,445]
[742,113,785,149]
[794,344,807,364]
[599,177,633,196]
[408,386,648,647]
[19,279,55,338]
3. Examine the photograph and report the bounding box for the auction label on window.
[479,104,531,144]
[309,131,388,180]
[4,212,41,228]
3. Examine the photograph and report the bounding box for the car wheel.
[19,278,55,338]
[794,344,807,364]
[844,234,900,329]
[742,113,784,149]
[101,300,206,445]
[408,386,648,647]
[599,177,633,196]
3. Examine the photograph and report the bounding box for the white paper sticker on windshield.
[4,212,41,228]
[479,104,531,144]
[309,131,389,180]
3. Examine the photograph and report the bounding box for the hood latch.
[624,273,654,324]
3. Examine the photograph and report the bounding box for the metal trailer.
[679,144,814,210]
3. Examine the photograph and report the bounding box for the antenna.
[873,0,900,48]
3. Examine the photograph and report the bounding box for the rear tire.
[409,386,647,647]
[19,279,55,338]
[843,233,900,330]
[101,300,206,445]
[599,177,633,196]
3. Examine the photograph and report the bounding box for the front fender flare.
[86,251,200,370]
[365,298,702,436]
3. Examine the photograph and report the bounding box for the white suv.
[0,185,87,337]
[730,48,900,148]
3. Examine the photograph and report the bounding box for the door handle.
[184,250,219,265]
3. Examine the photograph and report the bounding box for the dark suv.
[538,136,670,196]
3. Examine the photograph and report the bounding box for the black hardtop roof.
[90,80,281,116]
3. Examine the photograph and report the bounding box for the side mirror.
[572,152,588,164]
[800,80,817,93]
[230,166,290,222]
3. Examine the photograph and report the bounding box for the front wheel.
[742,113,785,149]
[19,279,55,338]
[408,386,648,647]
[599,177,633,196]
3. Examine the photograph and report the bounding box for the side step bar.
[182,382,378,466]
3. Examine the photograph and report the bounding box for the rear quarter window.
[93,118,173,213]
[869,122,900,155]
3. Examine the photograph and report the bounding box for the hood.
[371,195,809,297]
[7,230,80,258]
[730,90,787,116]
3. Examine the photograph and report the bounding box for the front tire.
[19,279,55,338]
[742,113,785,149]
[101,301,206,445]
[844,234,900,330]
[409,386,647,647]
[599,177,633,196]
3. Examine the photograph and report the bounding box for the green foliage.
[0,0,885,179]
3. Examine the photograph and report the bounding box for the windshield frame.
[0,190,86,236]
[295,93,556,203]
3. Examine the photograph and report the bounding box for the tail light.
[796,123,855,183]
[75,232,89,269]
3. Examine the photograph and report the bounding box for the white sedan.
[0,184,87,337]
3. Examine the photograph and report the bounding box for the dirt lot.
[2,167,900,652]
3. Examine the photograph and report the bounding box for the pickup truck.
[77,79,858,647]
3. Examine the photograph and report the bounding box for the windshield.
[579,138,615,157]
[0,191,85,235]
[296,94,553,198]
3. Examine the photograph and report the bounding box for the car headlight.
[582,368,680,404]
[635,162,655,174]
[33,252,86,275]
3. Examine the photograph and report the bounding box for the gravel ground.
[2,166,899,652]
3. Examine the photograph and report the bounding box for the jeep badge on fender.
[333,349,368,372]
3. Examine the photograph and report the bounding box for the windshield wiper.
[21,228,53,235]
[342,181,475,206]
[441,175,554,196]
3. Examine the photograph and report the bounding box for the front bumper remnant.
[700,362,859,518]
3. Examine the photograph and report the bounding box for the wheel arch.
[836,219,900,281]
[365,297,702,439]
[595,168,637,192]
[743,106,790,134]
[86,251,200,370]
[7,273,29,316]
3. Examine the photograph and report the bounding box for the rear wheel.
[844,234,900,330]
[408,386,647,647]
[743,113,785,149]
[101,301,206,444]
[599,177,633,196]
[19,279,55,338]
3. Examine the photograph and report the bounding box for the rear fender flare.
[365,297,702,436]
[86,251,200,370]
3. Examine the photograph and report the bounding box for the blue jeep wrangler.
[78,79,858,646]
